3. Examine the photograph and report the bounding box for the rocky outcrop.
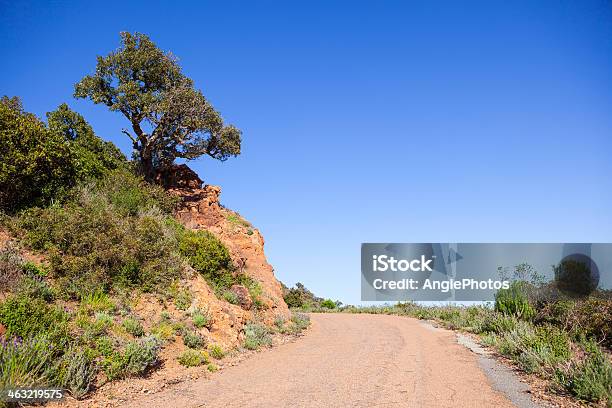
[167,167,290,344]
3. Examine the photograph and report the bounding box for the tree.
[74,32,241,181]
[0,97,125,212]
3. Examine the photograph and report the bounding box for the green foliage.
[0,334,57,389]
[54,345,96,399]
[12,170,184,296]
[173,288,192,311]
[290,313,311,333]
[183,331,206,349]
[556,340,612,404]
[223,290,239,305]
[243,323,272,350]
[0,245,23,293]
[81,291,116,314]
[177,349,209,367]
[495,281,535,320]
[282,282,322,310]
[208,345,225,360]
[0,295,69,343]
[74,32,241,180]
[151,321,175,342]
[226,212,251,228]
[102,336,161,380]
[179,229,233,287]
[207,363,218,372]
[192,309,212,329]
[122,318,144,337]
[0,97,125,212]
[320,299,337,309]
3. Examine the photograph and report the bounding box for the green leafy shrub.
[0,295,69,343]
[223,290,239,305]
[183,331,206,349]
[11,170,184,297]
[0,245,23,293]
[122,318,144,337]
[177,349,209,367]
[174,288,192,311]
[192,309,211,329]
[290,313,311,333]
[151,321,175,342]
[320,299,337,309]
[207,363,218,372]
[0,97,125,212]
[179,230,233,289]
[208,345,225,359]
[103,336,161,380]
[495,281,535,320]
[243,323,272,350]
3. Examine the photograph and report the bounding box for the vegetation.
[177,349,209,367]
[208,344,225,360]
[74,32,241,181]
[243,322,272,350]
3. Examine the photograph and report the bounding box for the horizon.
[2,0,612,305]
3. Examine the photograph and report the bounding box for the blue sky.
[1,1,611,304]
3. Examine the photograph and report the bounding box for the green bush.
[0,295,69,343]
[243,323,272,350]
[320,299,337,309]
[12,170,184,297]
[122,318,144,337]
[174,288,192,311]
[558,340,612,404]
[0,98,126,212]
[207,363,218,372]
[177,349,209,367]
[208,345,225,360]
[179,229,233,289]
[192,309,211,329]
[0,334,56,389]
[183,331,206,349]
[0,245,23,293]
[495,281,535,320]
[54,345,96,399]
[290,313,311,333]
[223,290,239,305]
[103,336,161,380]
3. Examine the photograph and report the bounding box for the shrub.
[208,345,225,360]
[207,363,218,372]
[122,318,144,337]
[495,281,535,320]
[54,345,96,399]
[12,170,183,296]
[81,291,116,314]
[122,336,161,377]
[174,288,192,311]
[183,331,206,349]
[151,321,175,342]
[320,299,337,309]
[0,295,69,343]
[192,309,212,329]
[178,349,209,367]
[0,334,56,389]
[243,323,272,350]
[223,290,239,305]
[558,340,612,403]
[0,245,24,293]
[290,313,311,333]
[179,229,233,289]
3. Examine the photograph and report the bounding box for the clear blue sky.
[1,1,612,305]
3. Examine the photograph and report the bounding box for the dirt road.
[130,313,520,408]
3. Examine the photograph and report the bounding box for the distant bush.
[178,349,209,367]
[282,282,322,309]
[103,336,161,380]
[243,323,272,350]
[290,313,311,333]
[320,299,337,309]
[495,281,535,320]
[192,308,212,329]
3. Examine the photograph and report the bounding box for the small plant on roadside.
[207,363,218,372]
[177,349,209,367]
[243,322,272,350]
[208,344,225,360]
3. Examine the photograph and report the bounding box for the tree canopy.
[0,97,125,212]
[74,32,241,180]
